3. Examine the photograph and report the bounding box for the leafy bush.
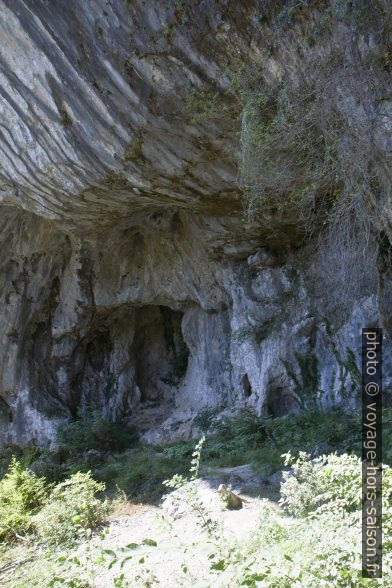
[193,407,220,434]
[193,408,362,473]
[255,502,289,544]
[161,442,193,460]
[279,451,326,517]
[57,411,138,454]
[0,458,48,542]
[217,409,270,449]
[206,453,392,587]
[267,409,359,454]
[97,446,190,503]
[33,471,108,546]
[0,446,44,479]
[279,451,381,518]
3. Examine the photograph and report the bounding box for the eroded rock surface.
[0,1,391,446]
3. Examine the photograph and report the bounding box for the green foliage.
[164,436,220,537]
[255,502,289,544]
[282,353,322,410]
[193,407,220,434]
[161,441,193,461]
[217,409,270,449]
[237,1,391,313]
[198,409,279,471]
[3,410,392,586]
[33,472,108,546]
[164,435,205,488]
[232,317,277,345]
[57,411,138,454]
[267,408,359,452]
[96,446,190,503]
[279,451,325,517]
[101,537,158,587]
[329,341,361,400]
[185,89,222,123]
[174,0,190,25]
[279,451,379,517]
[0,458,48,542]
[200,408,363,476]
[206,454,392,586]
[0,446,44,478]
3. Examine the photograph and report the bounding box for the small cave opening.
[133,305,190,404]
[241,373,252,398]
[266,386,299,417]
[0,397,12,424]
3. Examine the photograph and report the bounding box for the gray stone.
[267,468,295,488]
[0,2,390,447]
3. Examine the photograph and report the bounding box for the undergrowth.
[1,407,382,504]
[1,408,392,586]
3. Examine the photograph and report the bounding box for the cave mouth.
[133,306,190,405]
[266,386,299,417]
[242,373,252,398]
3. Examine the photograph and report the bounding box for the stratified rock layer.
[0,1,391,445]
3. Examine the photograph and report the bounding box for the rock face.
[0,1,391,446]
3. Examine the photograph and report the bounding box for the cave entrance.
[133,306,189,404]
[266,386,299,417]
[241,373,252,398]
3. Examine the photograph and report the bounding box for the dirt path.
[90,475,282,587]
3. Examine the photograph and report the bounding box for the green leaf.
[57,556,67,563]
[120,555,133,568]
[211,559,226,571]
[142,538,157,546]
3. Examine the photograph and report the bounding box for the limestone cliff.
[0,0,391,446]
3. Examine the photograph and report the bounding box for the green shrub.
[33,471,108,546]
[0,446,18,478]
[217,409,269,449]
[97,446,190,503]
[236,1,390,316]
[195,409,278,469]
[161,442,193,461]
[267,409,359,454]
[0,446,44,480]
[194,408,362,473]
[279,451,326,517]
[207,453,392,587]
[0,458,48,542]
[57,411,138,454]
[279,452,386,518]
[257,507,290,550]
[193,407,220,434]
